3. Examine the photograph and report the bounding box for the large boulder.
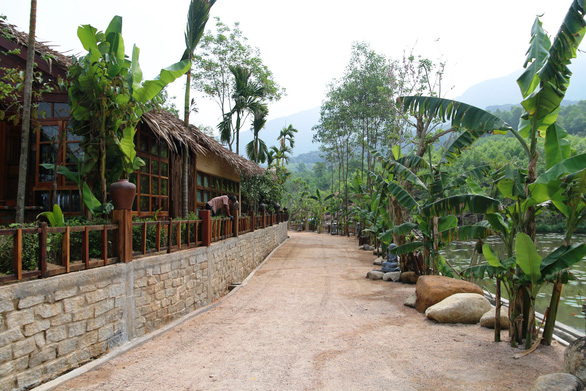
[531,373,584,391]
[564,337,586,385]
[400,271,419,285]
[425,293,491,324]
[415,275,484,313]
[479,306,511,330]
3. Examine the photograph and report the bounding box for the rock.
[366,271,384,280]
[363,244,374,251]
[404,293,417,308]
[532,373,584,391]
[415,275,484,313]
[383,272,401,282]
[564,337,586,384]
[400,271,419,284]
[373,257,384,266]
[479,306,510,330]
[425,293,491,324]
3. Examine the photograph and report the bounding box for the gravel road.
[44,231,565,390]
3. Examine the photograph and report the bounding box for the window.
[135,130,169,216]
[33,103,81,214]
[195,172,239,211]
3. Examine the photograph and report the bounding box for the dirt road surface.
[44,231,565,390]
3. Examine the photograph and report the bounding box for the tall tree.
[181,0,215,217]
[246,106,269,163]
[191,18,284,138]
[15,0,37,223]
[218,65,265,154]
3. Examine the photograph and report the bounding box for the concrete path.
[41,231,564,391]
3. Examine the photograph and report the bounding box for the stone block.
[94,298,115,316]
[79,330,98,349]
[85,289,109,305]
[6,308,34,328]
[68,321,87,338]
[54,287,78,301]
[0,345,11,365]
[36,302,63,318]
[46,325,68,343]
[87,315,107,331]
[29,346,56,367]
[18,295,44,309]
[50,313,73,327]
[13,337,36,358]
[16,367,43,389]
[415,275,483,313]
[57,339,77,357]
[98,324,114,342]
[34,333,46,348]
[0,328,24,347]
[63,296,86,313]
[23,319,50,337]
[72,307,93,322]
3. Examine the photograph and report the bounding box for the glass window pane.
[139,135,148,152]
[151,160,159,176]
[54,103,71,118]
[140,196,150,212]
[152,197,159,211]
[203,176,208,188]
[151,177,159,195]
[129,173,137,185]
[161,162,168,177]
[203,192,209,203]
[197,173,202,186]
[38,144,58,182]
[140,158,149,173]
[140,175,149,195]
[57,191,70,212]
[35,191,51,210]
[160,144,168,158]
[161,197,168,211]
[161,178,168,196]
[40,125,59,142]
[197,190,202,203]
[150,139,159,155]
[37,102,52,118]
[71,191,81,212]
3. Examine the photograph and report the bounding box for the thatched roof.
[0,20,72,70]
[142,110,264,177]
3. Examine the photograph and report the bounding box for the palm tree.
[218,65,265,154]
[15,0,37,223]
[181,0,215,217]
[246,106,269,163]
[278,124,297,166]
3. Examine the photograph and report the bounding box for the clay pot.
[109,179,136,210]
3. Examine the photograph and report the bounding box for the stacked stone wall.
[0,222,287,390]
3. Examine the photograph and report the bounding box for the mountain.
[456,54,586,108]
[240,55,586,161]
[238,106,321,158]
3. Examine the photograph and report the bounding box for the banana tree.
[309,189,333,234]
[68,16,190,204]
[371,147,500,275]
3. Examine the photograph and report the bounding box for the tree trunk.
[542,281,563,345]
[15,0,37,223]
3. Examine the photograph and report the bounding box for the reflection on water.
[442,234,586,334]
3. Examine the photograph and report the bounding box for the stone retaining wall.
[0,223,288,390]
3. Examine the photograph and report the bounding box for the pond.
[442,233,586,335]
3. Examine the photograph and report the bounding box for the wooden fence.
[0,209,288,284]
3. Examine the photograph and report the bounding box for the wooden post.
[167,218,173,253]
[250,211,255,232]
[112,209,132,263]
[62,227,70,272]
[13,228,22,280]
[156,222,161,252]
[101,225,108,266]
[199,210,211,246]
[39,222,48,278]
[261,210,266,229]
[83,226,90,269]
[233,211,239,238]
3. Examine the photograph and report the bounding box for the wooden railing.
[0,209,289,284]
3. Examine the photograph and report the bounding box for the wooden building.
[0,21,263,224]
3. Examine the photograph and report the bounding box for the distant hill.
[239,107,321,157]
[456,54,586,108]
[240,55,586,160]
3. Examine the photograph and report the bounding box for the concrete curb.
[33,235,290,391]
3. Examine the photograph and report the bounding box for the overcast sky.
[2,0,572,130]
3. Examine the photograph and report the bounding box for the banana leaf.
[399,96,513,134]
[540,243,586,280]
[515,233,542,287]
[389,241,424,256]
[386,182,419,211]
[420,194,501,218]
